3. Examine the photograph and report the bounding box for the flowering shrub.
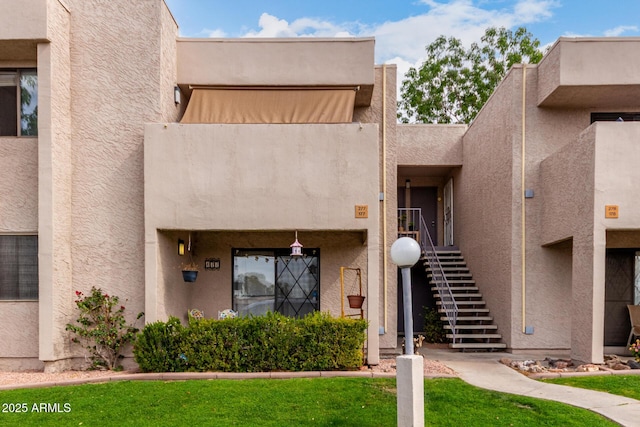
[66,287,144,370]
[630,339,640,362]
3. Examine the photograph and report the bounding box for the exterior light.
[174,86,181,104]
[290,231,303,257]
[178,239,185,256]
[390,237,421,268]
[405,179,411,189]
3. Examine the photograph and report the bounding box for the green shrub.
[133,312,367,373]
[423,306,447,343]
[133,316,185,372]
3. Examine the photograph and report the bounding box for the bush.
[133,312,367,373]
[133,317,185,372]
[66,287,144,370]
[423,306,447,343]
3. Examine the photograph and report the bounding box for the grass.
[0,377,616,426]
[543,374,640,400]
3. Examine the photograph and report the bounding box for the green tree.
[398,27,544,124]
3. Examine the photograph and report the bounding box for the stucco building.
[1,0,640,371]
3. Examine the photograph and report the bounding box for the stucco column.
[571,233,604,364]
[37,5,74,371]
[367,228,380,365]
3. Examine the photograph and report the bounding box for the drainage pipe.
[521,64,527,333]
[382,64,388,332]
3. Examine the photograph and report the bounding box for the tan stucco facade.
[2,1,640,370]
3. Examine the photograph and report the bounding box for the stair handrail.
[416,211,458,343]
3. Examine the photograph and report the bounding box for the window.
[591,112,640,123]
[0,69,38,136]
[233,248,319,318]
[0,235,38,300]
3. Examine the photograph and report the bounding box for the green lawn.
[0,377,616,426]
[543,374,640,401]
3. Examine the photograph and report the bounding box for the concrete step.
[431,286,478,292]
[425,267,470,272]
[448,293,483,299]
[439,308,489,314]
[450,342,507,349]
[437,300,485,306]
[432,279,476,285]
[444,324,498,330]
[443,316,493,322]
[446,333,502,339]
[428,273,473,279]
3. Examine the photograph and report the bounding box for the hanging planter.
[182,269,198,283]
[347,295,365,309]
[180,233,199,283]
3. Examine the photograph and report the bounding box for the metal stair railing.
[398,208,458,343]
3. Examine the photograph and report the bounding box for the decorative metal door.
[275,250,319,318]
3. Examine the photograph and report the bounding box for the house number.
[355,205,368,218]
[605,205,619,219]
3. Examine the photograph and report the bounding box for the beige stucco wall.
[0,0,49,41]
[23,0,179,371]
[37,0,73,369]
[396,125,464,166]
[177,38,374,89]
[456,64,600,358]
[353,65,398,350]
[538,38,640,108]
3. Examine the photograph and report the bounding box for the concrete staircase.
[426,249,506,351]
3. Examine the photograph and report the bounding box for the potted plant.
[181,260,199,283]
[398,214,407,231]
[347,294,365,309]
[408,222,415,231]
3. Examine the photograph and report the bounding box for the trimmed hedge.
[133,312,367,373]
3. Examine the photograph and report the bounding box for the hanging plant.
[181,233,199,282]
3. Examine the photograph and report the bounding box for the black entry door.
[604,249,637,346]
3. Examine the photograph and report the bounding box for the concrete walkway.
[426,349,640,427]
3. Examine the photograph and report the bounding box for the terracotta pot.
[347,295,365,309]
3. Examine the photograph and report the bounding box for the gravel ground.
[0,357,455,387]
[369,357,456,376]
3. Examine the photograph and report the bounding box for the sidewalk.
[425,348,640,427]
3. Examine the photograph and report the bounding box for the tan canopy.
[180,88,356,124]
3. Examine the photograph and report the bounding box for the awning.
[180,87,356,124]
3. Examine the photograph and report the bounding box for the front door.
[604,249,639,346]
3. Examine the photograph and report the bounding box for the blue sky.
[164,0,640,78]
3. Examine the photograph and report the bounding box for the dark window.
[0,69,38,136]
[591,112,640,123]
[233,248,319,318]
[0,235,38,300]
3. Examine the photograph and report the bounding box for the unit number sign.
[355,205,368,218]
[605,205,619,219]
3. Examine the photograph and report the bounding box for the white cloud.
[604,25,639,37]
[207,29,227,38]
[372,0,559,63]
[242,13,358,38]
[232,1,559,83]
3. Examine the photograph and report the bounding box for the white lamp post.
[390,236,424,427]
